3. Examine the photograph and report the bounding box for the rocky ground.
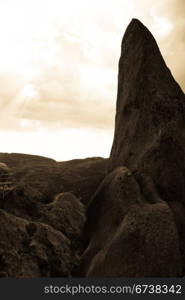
[0,154,107,277]
[0,19,185,277]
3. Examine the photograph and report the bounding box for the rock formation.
[0,192,86,277]
[40,192,86,253]
[0,209,73,277]
[0,19,185,277]
[109,19,185,205]
[81,167,181,277]
[0,155,105,277]
[81,19,185,277]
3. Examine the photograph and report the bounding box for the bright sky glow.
[0,0,184,160]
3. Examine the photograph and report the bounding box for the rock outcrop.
[0,154,107,277]
[0,209,73,277]
[109,19,185,205]
[81,168,182,277]
[0,192,86,277]
[40,192,86,253]
[81,19,185,277]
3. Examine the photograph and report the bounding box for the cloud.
[0,0,184,160]
[133,0,185,90]
[157,0,185,90]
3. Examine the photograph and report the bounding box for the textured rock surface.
[81,167,182,277]
[109,19,185,205]
[0,154,108,217]
[0,192,86,277]
[40,192,86,253]
[0,209,73,277]
[81,19,185,277]
[0,155,100,277]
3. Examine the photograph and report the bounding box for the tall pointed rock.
[109,19,185,203]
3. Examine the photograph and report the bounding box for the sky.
[0,0,184,161]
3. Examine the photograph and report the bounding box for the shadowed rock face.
[0,193,86,277]
[40,192,86,253]
[109,19,185,204]
[0,154,107,277]
[81,168,182,277]
[81,19,185,277]
[0,209,73,277]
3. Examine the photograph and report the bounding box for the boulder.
[81,167,182,277]
[87,202,181,277]
[40,192,86,252]
[0,209,75,277]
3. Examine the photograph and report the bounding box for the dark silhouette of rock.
[0,154,107,220]
[168,201,185,274]
[109,19,185,205]
[81,167,181,277]
[81,19,185,277]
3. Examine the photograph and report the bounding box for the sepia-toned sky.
[0,0,184,160]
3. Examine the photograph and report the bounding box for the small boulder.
[41,192,86,252]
